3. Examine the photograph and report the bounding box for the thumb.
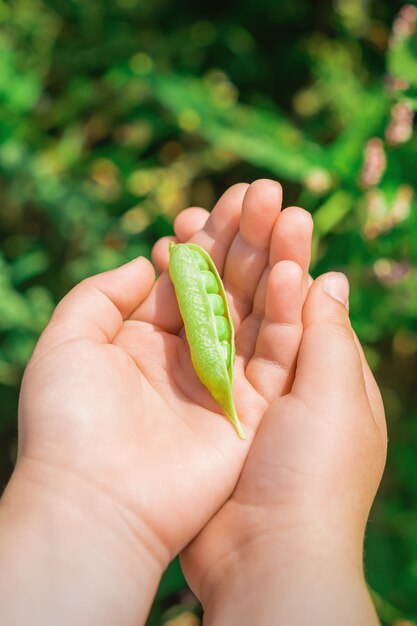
[293,272,365,398]
[33,257,155,360]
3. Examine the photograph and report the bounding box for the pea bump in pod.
[169,242,246,439]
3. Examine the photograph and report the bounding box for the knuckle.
[305,317,352,340]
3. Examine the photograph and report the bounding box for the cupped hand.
[180,272,387,612]
[14,179,313,572]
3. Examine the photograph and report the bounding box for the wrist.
[0,457,168,626]
[200,518,378,626]
[198,501,363,600]
[199,508,378,626]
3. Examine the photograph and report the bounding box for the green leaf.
[150,73,329,183]
[313,191,354,235]
[12,250,49,285]
[388,34,417,87]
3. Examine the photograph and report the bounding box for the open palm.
[18,180,313,561]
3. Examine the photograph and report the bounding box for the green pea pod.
[169,242,246,439]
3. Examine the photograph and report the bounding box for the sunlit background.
[1,0,417,623]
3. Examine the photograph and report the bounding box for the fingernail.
[323,273,349,308]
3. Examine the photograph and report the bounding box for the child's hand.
[1,180,313,626]
[180,271,387,625]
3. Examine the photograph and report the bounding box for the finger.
[270,206,313,271]
[151,208,210,275]
[187,183,248,270]
[130,183,248,333]
[352,331,386,433]
[174,207,210,241]
[252,206,313,315]
[152,235,178,274]
[241,206,313,362]
[34,257,155,356]
[244,261,304,400]
[293,273,367,402]
[222,179,283,325]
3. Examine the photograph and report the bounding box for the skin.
[0,179,387,625]
[0,180,308,626]
[154,207,387,625]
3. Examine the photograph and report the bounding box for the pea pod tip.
[227,409,246,440]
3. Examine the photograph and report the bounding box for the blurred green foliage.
[1,0,417,623]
